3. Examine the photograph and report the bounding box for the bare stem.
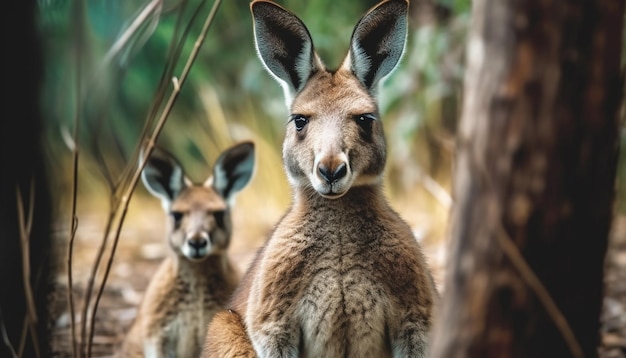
[17,316,27,357]
[496,225,583,358]
[84,1,223,355]
[16,180,40,358]
[67,0,88,355]
[66,213,78,358]
[0,307,18,358]
[102,0,162,66]
[86,209,126,358]
[78,1,165,355]
[78,210,114,358]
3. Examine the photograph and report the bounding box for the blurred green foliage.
[38,0,624,218]
[39,0,468,210]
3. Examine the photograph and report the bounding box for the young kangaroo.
[203,1,437,357]
[119,141,255,357]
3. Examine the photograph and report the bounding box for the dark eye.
[357,113,376,124]
[213,210,226,228]
[170,211,184,228]
[290,114,309,131]
[355,113,376,131]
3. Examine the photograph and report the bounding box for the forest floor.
[601,214,626,358]
[48,196,625,357]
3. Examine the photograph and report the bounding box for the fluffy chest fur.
[293,234,391,358]
[245,188,433,358]
[122,256,238,357]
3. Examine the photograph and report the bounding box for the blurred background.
[35,0,624,355]
[40,0,472,258]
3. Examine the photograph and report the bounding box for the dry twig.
[472,141,585,358]
[63,0,225,356]
[66,0,89,355]
[0,307,18,358]
[86,4,224,354]
[16,179,40,358]
[495,224,584,358]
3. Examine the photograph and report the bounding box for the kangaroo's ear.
[141,147,187,210]
[342,0,408,92]
[211,141,255,203]
[251,0,323,106]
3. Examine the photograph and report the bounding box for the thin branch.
[88,0,163,192]
[78,210,115,358]
[25,179,35,236]
[66,214,78,358]
[116,0,202,196]
[0,307,18,358]
[471,132,585,358]
[15,180,40,358]
[67,0,87,355]
[17,181,36,358]
[101,0,162,66]
[85,1,223,355]
[17,315,27,357]
[85,209,126,358]
[18,263,45,358]
[15,185,35,313]
[495,224,584,358]
[76,2,165,355]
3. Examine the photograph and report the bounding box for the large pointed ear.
[251,0,323,106]
[342,0,408,92]
[141,147,186,210]
[211,141,255,203]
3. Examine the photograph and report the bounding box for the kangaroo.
[119,141,255,358]
[202,1,437,357]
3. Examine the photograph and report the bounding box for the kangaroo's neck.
[293,184,389,216]
[170,252,233,282]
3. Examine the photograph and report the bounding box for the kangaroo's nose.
[318,162,347,184]
[188,237,208,250]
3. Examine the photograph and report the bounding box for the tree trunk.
[0,1,51,357]
[430,1,624,357]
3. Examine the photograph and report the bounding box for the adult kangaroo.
[203,1,436,357]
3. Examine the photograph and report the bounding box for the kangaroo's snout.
[317,161,347,184]
[188,235,209,249]
[184,232,210,260]
[311,151,353,198]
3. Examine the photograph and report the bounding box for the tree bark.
[0,2,51,357]
[430,1,624,357]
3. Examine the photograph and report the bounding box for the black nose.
[188,238,208,249]
[318,163,347,184]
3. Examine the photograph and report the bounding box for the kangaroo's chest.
[298,269,389,354]
[163,308,210,356]
[293,234,391,357]
[159,280,229,356]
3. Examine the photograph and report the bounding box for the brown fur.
[120,143,255,357]
[204,1,436,357]
[121,253,239,357]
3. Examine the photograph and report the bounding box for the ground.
[600,215,626,358]
[48,194,625,357]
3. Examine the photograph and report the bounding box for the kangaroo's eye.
[171,211,183,221]
[170,211,184,229]
[357,113,376,123]
[290,114,309,132]
[355,113,376,131]
[214,210,226,228]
